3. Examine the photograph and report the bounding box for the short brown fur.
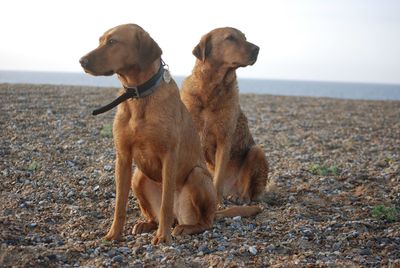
[80,24,260,244]
[181,27,269,204]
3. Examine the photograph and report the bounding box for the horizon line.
[1,69,400,87]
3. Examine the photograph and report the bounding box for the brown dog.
[80,24,260,244]
[180,27,269,205]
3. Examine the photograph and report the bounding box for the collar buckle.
[125,86,140,98]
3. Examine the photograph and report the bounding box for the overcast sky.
[1,0,400,84]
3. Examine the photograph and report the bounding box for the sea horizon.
[1,70,400,101]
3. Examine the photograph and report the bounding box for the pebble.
[77,139,84,145]
[217,245,226,251]
[248,246,258,255]
[266,244,276,252]
[112,255,123,263]
[94,248,101,256]
[233,216,242,221]
[104,164,113,171]
[198,245,211,254]
[107,249,116,257]
[67,191,75,198]
[360,248,372,255]
[66,160,76,167]
[247,223,255,230]
[118,247,131,254]
[347,230,359,239]
[332,242,342,251]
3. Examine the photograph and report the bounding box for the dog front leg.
[213,143,231,205]
[104,154,132,241]
[152,153,176,245]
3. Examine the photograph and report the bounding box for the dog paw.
[227,194,251,205]
[173,224,208,236]
[132,221,157,235]
[239,195,251,204]
[151,233,172,245]
[172,225,188,236]
[103,231,122,241]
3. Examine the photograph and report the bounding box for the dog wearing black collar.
[79,24,261,245]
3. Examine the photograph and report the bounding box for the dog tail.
[215,205,262,219]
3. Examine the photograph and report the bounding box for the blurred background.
[1,0,399,99]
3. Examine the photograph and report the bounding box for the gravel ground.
[0,83,399,267]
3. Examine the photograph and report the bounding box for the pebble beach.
[0,83,399,267]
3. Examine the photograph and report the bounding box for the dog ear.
[192,34,211,62]
[137,30,162,70]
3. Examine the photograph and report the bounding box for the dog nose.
[79,57,89,68]
[251,46,260,59]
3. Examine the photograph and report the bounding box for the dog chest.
[132,146,163,182]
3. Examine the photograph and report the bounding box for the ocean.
[1,70,399,100]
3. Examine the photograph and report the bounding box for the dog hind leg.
[131,168,160,234]
[236,145,268,203]
[172,167,217,236]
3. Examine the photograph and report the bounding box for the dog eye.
[107,39,116,45]
[226,35,236,42]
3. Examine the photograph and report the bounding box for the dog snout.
[79,56,89,68]
[250,45,259,61]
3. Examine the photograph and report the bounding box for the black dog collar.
[92,61,165,116]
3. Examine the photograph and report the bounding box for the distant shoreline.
[1,70,400,100]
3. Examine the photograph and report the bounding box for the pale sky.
[1,0,400,84]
